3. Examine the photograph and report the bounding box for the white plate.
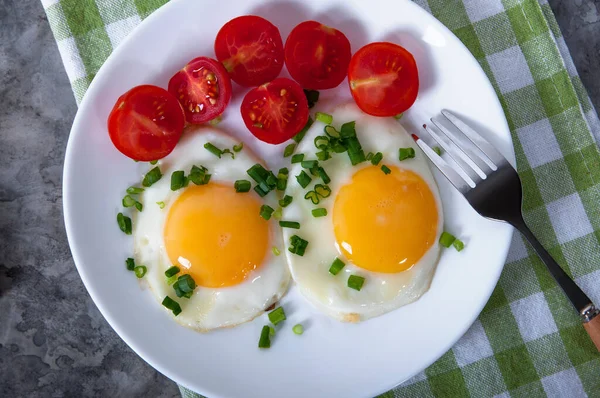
[63,0,515,397]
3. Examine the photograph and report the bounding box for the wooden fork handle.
[584,315,600,351]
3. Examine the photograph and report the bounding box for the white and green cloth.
[44,0,600,396]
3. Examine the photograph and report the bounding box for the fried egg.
[282,103,443,322]
[134,126,289,331]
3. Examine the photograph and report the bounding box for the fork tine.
[414,135,472,194]
[441,110,508,167]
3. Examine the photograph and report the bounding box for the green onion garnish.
[279,195,293,207]
[317,167,330,184]
[204,142,223,158]
[283,143,296,157]
[188,165,211,185]
[126,258,135,271]
[272,247,281,256]
[221,148,235,159]
[316,112,333,125]
[289,235,309,256]
[161,296,182,316]
[329,258,345,275]
[126,186,144,195]
[324,125,340,138]
[142,166,162,187]
[122,195,136,208]
[170,170,186,191]
[260,205,275,220]
[233,142,244,152]
[276,168,289,191]
[316,150,330,161]
[254,185,269,197]
[165,266,180,278]
[439,232,456,248]
[157,201,165,209]
[366,152,374,161]
[304,89,320,108]
[340,121,356,138]
[269,325,276,336]
[433,146,443,156]
[134,201,143,211]
[371,152,383,166]
[166,275,177,285]
[381,165,392,174]
[301,160,318,169]
[312,208,327,218]
[453,239,465,252]
[296,171,312,188]
[175,274,196,294]
[304,191,319,204]
[314,135,330,150]
[314,184,331,198]
[394,113,404,120]
[150,160,158,165]
[134,265,147,278]
[399,147,416,161]
[279,220,300,229]
[234,180,251,193]
[346,138,366,165]
[117,213,132,235]
[292,324,304,335]
[291,153,304,163]
[348,275,365,291]
[293,117,313,143]
[266,172,278,189]
[273,207,283,220]
[258,325,271,348]
[268,306,286,325]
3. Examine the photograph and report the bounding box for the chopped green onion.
[254,185,269,197]
[289,235,309,256]
[381,165,392,174]
[301,160,318,169]
[142,166,162,187]
[209,115,222,126]
[329,258,345,275]
[317,167,330,184]
[221,149,235,159]
[366,152,374,161]
[324,125,340,138]
[126,258,135,271]
[331,141,347,153]
[316,112,333,124]
[269,325,276,336]
[268,306,286,325]
[260,205,275,220]
[312,208,327,218]
[170,170,186,191]
[204,142,223,158]
[165,266,180,278]
[283,143,296,157]
[175,274,196,293]
[433,146,443,156]
[134,266,147,278]
[399,147,416,161]
[161,296,182,316]
[291,153,304,164]
[293,117,313,143]
[314,135,330,150]
[314,184,331,198]
[439,232,456,248]
[126,186,144,195]
[453,238,465,252]
[279,220,300,229]
[279,195,293,207]
[258,325,271,348]
[309,164,320,176]
[371,152,383,166]
[277,167,289,191]
[273,207,283,220]
[272,247,281,256]
[134,201,143,212]
[394,113,404,120]
[234,180,251,193]
[296,171,312,188]
[122,195,136,208]
[167,275,177,285]
[266,172,278,189]
[292,324,304,335]
[150,160,158,165]
[189,165,210,185]
[316,150,330,161]
[346,138,366,165]
[304,89,320,108]
[340,121,357,138]
[304,191,320,205]
[233,142,244,152]
[117,213,132,235]
[348,275,365,291]
[156,201,165,209]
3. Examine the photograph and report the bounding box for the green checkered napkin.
[44,0,600,396]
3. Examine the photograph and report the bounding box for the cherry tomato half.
[108,85,185,161]
[168,57,232,124]
[214,15,284,87]
[284,21,351,90]
[241,78,309,144]
[348,42,419,117]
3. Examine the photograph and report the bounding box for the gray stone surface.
[0,0,598,397]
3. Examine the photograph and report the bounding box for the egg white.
[134,126,290,331]
[282,103,443,322]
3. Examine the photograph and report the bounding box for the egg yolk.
[164,183,269,288]
[333,166,438,273]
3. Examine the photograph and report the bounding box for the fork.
[414,110,600,351]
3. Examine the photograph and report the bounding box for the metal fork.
[415,110,600,351]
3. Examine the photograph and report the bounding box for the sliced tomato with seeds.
[108,85,185,161]
[348,42,419,117]
[284,21,351,90]
[240,78,309,144]
[168,57,232,124]
[214,15,284,87]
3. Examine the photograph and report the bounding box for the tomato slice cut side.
[214,15,284,87]
[284,21,351,90]
[108,85,185,161]
[241,78,309,144]
[168,57,232,124]
[348,42,419,117]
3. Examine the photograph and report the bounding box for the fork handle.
[511,218,600,350]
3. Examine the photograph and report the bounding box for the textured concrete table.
[0,0,598,396]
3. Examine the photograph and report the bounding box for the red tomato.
[108,85,185,161]
[284,21,351,90]
[214,16,284,87]
[348,42,419,117]
[168,57,232,124]
[240,78,309,144]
